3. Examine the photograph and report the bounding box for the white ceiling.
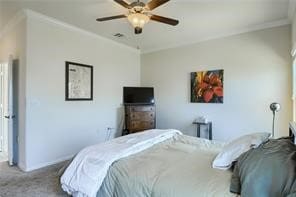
[0,0,293,53]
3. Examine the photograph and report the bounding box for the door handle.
[4,115,15,119]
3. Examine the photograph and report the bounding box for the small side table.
[193,121,212,140]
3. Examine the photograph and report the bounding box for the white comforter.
[60,129,182,197]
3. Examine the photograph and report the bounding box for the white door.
[5,55,15,165]
[0,63,3,153]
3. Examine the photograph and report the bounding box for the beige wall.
[141,25,292,141]
[24,15,140,170]
[0,10,293,170]
[292,8,296,122]
[293,13,296,52]
[0,2,2,30]
[0,18,27,170]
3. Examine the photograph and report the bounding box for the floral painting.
[191,70,224,103]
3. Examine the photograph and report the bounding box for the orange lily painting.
[191,70,224,103]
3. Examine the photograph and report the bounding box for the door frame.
[0,63,4,153]
[293,57,296,121]
[0,55,18,165]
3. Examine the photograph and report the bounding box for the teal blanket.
[230,138,296,197]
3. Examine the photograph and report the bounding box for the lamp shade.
[270,103,281,112]
[127,13,150,28]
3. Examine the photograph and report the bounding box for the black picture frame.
[65,61,93,101]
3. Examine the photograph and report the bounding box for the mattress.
[97,135,236,197]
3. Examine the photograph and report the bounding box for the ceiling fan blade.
[150,14,179,26]
[96,15,126,22]
[146,0,170,10]
[114,0,132,9]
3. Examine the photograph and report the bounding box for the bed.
[61,129,296,197]
[97,135,236,197]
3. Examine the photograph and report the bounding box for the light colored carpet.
[0,161,69,197]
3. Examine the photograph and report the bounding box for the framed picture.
[65,61,93,101]
[191,69,224,103]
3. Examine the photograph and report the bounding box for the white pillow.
[212,132,270,170]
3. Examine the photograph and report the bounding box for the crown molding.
[23,9,139,54]
[0,9,139,54]
[142,19,290,54]
[1,8,291,55]
[289,0,296,57]
[0,10,26,39]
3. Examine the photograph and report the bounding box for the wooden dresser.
[124,105,156,134]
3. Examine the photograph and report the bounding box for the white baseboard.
[23,155,74,172]
[18,161,27,171]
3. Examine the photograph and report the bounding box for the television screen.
[123,87,154,104]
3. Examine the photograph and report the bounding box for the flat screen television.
[123,87,154,105]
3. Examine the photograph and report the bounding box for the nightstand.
[193,121,212,140]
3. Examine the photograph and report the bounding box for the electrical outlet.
[105,127,115,141]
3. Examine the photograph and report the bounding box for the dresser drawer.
[127,120,155,131]
[129,111,155,121]
[128,106,155,112]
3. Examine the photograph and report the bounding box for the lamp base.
[271,112,276,138]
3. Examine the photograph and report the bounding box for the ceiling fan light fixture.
[127,13,150,29]
[96,0,179,35]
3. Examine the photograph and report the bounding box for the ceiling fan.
[96,0,179,34]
